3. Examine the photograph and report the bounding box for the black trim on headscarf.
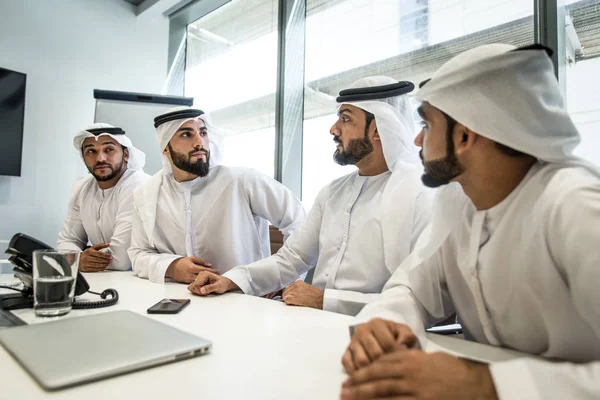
[512,43,554,57]
[419,79,431,89]
[336,81,415,103]
[418,44,555,89]
[86,127,126,136]
[153,109,204,128]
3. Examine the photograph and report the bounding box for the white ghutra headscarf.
[154,106,224,174]
[73,123,146,171]
[337,76,421,169]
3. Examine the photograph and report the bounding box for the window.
[399,0,429,54]
[177,0,597,206]
[185,0,279,178]
[301,0,534,209]
[564,0,600,164]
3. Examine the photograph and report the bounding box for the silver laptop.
[0,310,212,390]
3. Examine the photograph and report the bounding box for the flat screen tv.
[0,67,26,176]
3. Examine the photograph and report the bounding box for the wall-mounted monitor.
[0,67,27,177]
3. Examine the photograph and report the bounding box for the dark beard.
[168,144,210,177]
[88,159,125,182]
[420,118,464,188]
[421,150,464,188]
[333,123,374,166]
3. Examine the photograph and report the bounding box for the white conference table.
[0,272,533,399]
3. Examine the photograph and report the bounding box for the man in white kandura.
[57,124,149,272]
[188,76,433,316]
[128,107,306,284]
[341,44,600,400]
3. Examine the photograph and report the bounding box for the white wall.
[0,0,169,246]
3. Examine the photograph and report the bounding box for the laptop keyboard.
[0,309,26,328]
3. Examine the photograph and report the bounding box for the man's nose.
[414,130,424,147]
[193,134,204,147]
[96,152,108,162]
[330,121,341,136]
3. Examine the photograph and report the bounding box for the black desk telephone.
[1,233,119,311]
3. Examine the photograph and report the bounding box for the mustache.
[94,162,112,169]
[419,150,423,161]
[189,149,208,157]
[333,137,342,145]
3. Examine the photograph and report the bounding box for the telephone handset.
[2,233,119,310]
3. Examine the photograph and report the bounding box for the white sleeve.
[549,184,600,344]
[490,359,600,400]
[224,186,325,296]
[353,260,429,343]
[242,169,306,240]
[105,183,136,271]
[353,239,454,345]
[323,189,434,317]
[487,184,600,400]
[56,182,87,252]
[128,199,179,283]
[410,189,434,251]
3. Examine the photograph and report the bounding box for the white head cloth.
[154,106,224,174]
[338,76,420,170]
[73,123,146,171]
[412,43,598,263]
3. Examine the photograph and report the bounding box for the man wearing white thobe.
[341,44,600,400]
[128,107,306,284]
[188,77,433,316]
[57,124,149,271]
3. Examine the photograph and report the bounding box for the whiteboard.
[94,90,193,175]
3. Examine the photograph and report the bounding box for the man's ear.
[455,124,477,155]
[371,122,381,142]
[123,148,130,162]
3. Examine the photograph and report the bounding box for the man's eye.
[200,131,207,137]
[182,132,190,138]
[86,150,96,155]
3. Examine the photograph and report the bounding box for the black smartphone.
[147,298,191,314]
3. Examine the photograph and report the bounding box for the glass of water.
[33,249,80,317]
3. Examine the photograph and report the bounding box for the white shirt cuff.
[223,268,254,295]
[152,255,181,284]
[323,288,339,313]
